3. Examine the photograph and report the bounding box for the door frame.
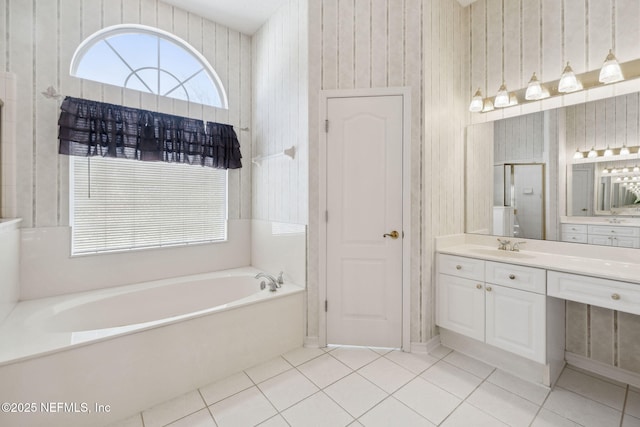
[318,87,412,350]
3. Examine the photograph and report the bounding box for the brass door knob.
[476,284,483,289]
[611,293,621,300]
[383,231,400,239]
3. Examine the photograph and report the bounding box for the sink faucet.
[511,241,526,252]
[497,238,511,251]
[255,272,281,292]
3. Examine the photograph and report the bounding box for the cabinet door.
[437,274,485,341]
[485,284,545,363]
[612,236,640,248]
[587,235,612,246]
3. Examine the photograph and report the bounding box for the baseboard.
[410,342,428,353]
[565,352,640,389]
[409,336,442,354]
[304,336,320,348]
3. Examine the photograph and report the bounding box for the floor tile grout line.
[620,384,630,427]
[483,370,552,407]
[196,388,219,427]
[438,367,502,427]
[554,384,627,413]
[526,371,558,427]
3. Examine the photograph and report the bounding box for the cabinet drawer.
[561,224,588,234]
[548,271,640,315]
[438,254,484,280]
[561,233,587,244]
[588,225,640,237]
[486,262,546,294]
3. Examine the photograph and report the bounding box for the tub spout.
[255,272,280,292]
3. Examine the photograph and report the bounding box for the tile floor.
[109,345,640,427]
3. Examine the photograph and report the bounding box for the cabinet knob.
[611,293,621,300]
[486,286,492,292]
[508,274,516,280]
[476,284,483,289]
[456,265,462,270]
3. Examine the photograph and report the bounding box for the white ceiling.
[162,0,478,36]
[161,0,287,35]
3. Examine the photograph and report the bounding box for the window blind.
[71,157,227,255]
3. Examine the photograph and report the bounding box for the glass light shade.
[482,99,494,112]
[634,166,640,173]
[623,167,630,173]
[616,177,623,182]
[602,168,609,174]
[469,88,484,112]
[573,149,584,159]
[620,145,630,156]
[612,168,618,174]
[599,50,624,84]
[525,72,543,100]
[558,62,581,93]
[604,146,614,157]
[494,83,510,108]
[587,147,598,158]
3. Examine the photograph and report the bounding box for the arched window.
[70,24,227,109]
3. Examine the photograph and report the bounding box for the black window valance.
[58,96,242,169]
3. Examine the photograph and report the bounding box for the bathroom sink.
[468,248,536,259]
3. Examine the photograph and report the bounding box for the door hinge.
[325,210,329,222]
[325,300,328,312]
[325,119,329,133]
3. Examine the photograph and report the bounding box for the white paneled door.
[325,95,403,348]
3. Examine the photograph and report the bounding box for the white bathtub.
[0,267,304,427]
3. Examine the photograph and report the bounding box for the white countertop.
[436,234,640,286]
[561,216,640,227]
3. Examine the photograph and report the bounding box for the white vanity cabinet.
[587,225,640,248]
[437,254,547,363]
[560,223,588,244]
[561,222,640,247]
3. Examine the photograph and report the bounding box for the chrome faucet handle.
[497,238,511,250]
[511,241,526,252]
[277,271,284,285]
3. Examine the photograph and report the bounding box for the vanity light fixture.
[482,99,495,112]
[623,166,630,173]
[612,168,618,174]
[558,62,581,93]
[494,82,510,108]
[599,50,624,84]
[620,144,631,156]
[634,166,640,173]
[573,148,584,160]
[525,72,544,100]
[587,147,598,158]
[468,88,484,112]
[604,146,614,157]
[602,168,609,174]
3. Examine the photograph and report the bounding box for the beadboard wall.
[0,0,252,229]
[307,0,469,342]
[467,0,640,125]
[252,0,308,225]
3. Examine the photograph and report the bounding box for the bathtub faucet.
[255,272,281,292]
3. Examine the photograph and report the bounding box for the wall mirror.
[465,91,640,248]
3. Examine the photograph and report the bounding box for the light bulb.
[469,88,484,112]
[525,72,543,100]
[559,62,581,93]
[494,83,510,108]
[604,146,613,157]
[587,147,598,158]
[620,145,630,156]
[573,149,584,159]
[599,50,624,84]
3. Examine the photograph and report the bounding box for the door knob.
[383,230,399,239]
